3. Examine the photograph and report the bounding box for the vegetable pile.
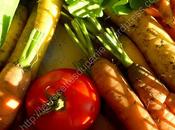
[0,0,175,130]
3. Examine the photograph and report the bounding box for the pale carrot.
[105,10,175,92]
[0,0,62,129]
[0,5,28,69]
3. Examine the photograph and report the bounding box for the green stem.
[0,0,20,47]
[96,27,133,67]
[84,17,134,67]
[18,28,45,68]
[65,18,95,58]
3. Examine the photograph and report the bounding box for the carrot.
[156,0,175,27]
[9,8,36,64]
[0,5,28,69]
[171,0,175,16]
[0,0,20,46]
[165,93,175,114]
[65,18,158,130]
[68,17,175,130]
[156,17,175,41]
[91,58,158,130]
[0,0,62,129]
[0,63,31,129]
[127,63,175,130]
[105,10,175,92]
[119,35,152,72]
[144,7,161,17]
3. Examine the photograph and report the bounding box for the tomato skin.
[25,69,100,130]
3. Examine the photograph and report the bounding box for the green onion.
[0,0,20,47]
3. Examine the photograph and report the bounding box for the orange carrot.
[166,93,175,114]
[91,58,158,130]
[65,18,158,130]
[156,17,175,41]
[75,17,175,130]
[127,63,175,130]
[156,0,175,27]
[170,0,175,16]
[145,7,161,17]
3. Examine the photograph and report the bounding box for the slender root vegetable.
[0,0,20,46]
[105,10,175,92]
[9,8,36,64]
[119,35,152,72]
[127,64,175,130]
[0,63,31,129]
[0,5,28,69]
[156,17,175,41]
[165,93,175,114]
[144,6,175,41]
[0,0,62,129]
[73,17,175,130]
[171,0,175,16]
[65,19,158,130]
[91,58,158,130]
[144,7,161,17]
[156,0,175,27]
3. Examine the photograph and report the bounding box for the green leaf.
[0,15,10,47]
[129,0,157,9]
[104,0,131,15]
[112,4,131,15]
[129,0,147,9]
[65,0,104,18]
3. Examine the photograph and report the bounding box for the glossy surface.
[26,69,100,130]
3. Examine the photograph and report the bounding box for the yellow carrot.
[119,35,152,72]
[0,0,63,129]
[0,5,28,69]
[9,8,36,63]
[105,9,175,92]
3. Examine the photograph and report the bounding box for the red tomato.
[25,69,100,130]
